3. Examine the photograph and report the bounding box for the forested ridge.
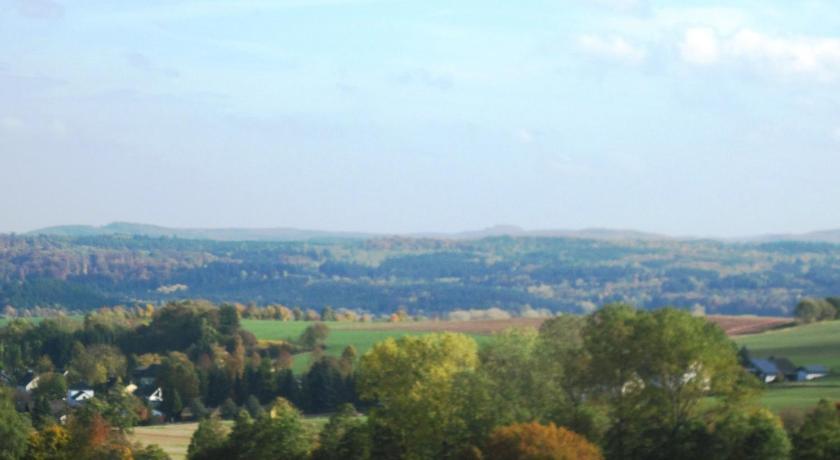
[2,234,839,316]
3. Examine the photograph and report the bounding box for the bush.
[485,422,603,460]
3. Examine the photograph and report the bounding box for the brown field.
[130,423,204,460]
[350,315,793,336]
[130,417,326,460]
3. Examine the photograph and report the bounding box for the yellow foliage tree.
[358,333,478,459]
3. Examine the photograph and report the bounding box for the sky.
[1,0,840,237]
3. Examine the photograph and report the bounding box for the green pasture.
[241,320,491,374]
[735,320,840,371]
[734,320,840,412]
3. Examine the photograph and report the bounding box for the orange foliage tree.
[485,422,603,460]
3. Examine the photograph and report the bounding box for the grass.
[734,320,840,412]
[130,416,328,460]
[241,320,492,374]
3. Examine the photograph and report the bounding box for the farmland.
[735,320,840,411]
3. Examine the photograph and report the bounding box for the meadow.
[735,320,840,411]
[242,319,494,374]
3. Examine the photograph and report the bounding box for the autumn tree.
[485,422,603,460]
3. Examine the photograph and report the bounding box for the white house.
[66,388,94,407]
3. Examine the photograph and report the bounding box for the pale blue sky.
[2,0,840,236]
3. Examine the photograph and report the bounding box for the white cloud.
[578,34,646,63]
[680,28,720,65]
[729,29,840,80]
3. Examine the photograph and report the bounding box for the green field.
[735,320,840,411]
[241,320,492,374]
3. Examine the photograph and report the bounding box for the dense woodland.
[2,234,840,316]
[2,301,839,459]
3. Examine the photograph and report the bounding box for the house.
[797,365,829,381]
[769,357,798,381]
[135,386,164,405]
[16,371,39,392]
[66,384,94,407]
[748,358,780,383]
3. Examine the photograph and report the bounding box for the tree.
[0,390,31,460]
[358,333,478,459]
[311,404,369,460]
[710,408,791,460]
[320,306,337,322]
[245,395,264,418]
[225,398,310,460]
[792,400,840,460]
[485,422,603,460]
[187,415,228,460]
[158,352,200,411]
[220,398,239,420]
[795,298,836,323]
[133,443,172,460]
[298,323,329,350]
[302,356,349,413]
[582,305,749,459]
[161,388,183,420]
[26,425,72,460]
[189,398,210,420]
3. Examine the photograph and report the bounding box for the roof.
[800,365,829,374]
[750,358,779,375]
[16,371,37,387]
[770,357,797,375]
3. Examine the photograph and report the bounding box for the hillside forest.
[2,234,840,317]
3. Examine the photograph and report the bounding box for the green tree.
[710,408,791,460]
[358,333,478,459]
[225,398,310,460]
[0,389,32,460]
[298,323,330,350]
[312,404,369,460]
[583,305,748,460]
[795,298,836,323]
[792,400,840,460]
[187,415,228,460]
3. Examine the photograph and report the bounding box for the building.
[67,385,95,407]
[748,358,780,383]
[796,365,829,381]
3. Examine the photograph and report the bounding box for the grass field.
[242,319,494,374]
[735,320,840,412]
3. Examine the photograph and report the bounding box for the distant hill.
[30,222,671,242]
[3,232,840,316]
[30,222,376,242]
[744,229,840,245]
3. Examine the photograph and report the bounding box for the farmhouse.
[747,358,779,383]
[796,365,829,381]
